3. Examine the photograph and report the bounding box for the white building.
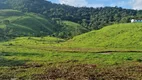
[131,19,142,23]
[131,19,135,23]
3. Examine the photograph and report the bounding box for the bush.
[136,58,142,62]
[3,20,10,24]
[125,57,133,61]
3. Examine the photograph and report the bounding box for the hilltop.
[63,23,142,49]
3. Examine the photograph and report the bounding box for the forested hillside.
[0,9,87,41]
[0,0,142,39]
[0,9,60,41]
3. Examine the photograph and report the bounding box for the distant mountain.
[1,0,141,28]
[0,9,60,40]
[0,9,86,40]
[0,0,142,39]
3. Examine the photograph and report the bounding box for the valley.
[0,0,142,80]
[0,23,142,80]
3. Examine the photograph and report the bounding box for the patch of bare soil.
[21,63,43,69]
[32,64,97,80]
[32,63,142,80]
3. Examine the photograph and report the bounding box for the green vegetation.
[0,0,142,39]
[0,0,142,80]
[57,21,87,38]
[0,9,88,39]
[64,23,142,49]
[0,41,142,79]
[0,23,141,79]
[0,9,60,40]
[3,23,142,52]
[2,23,142,52]
[2,0,139,29]
[3,36,64,46]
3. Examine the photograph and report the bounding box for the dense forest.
[0,0,142,39]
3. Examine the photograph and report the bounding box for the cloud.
[59,0,103,7]
[131,0,142,10]
[109,1,132,9]
[110,1,126,7]
[59,0,87,7]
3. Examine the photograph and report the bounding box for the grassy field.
[0,47,142,80]
[0,36,141,80]
[0,23,142,79]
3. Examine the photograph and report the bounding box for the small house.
[131,19,142,23]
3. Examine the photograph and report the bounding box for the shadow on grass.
[0,52,44,57]
[0,52,44,67]
[0,57,27,67]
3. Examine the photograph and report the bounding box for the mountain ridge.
[0,0,140,30]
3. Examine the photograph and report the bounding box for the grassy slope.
[0,9,57,35]
[0,23,142,79]
[0,9,87,39]
[3,23,142,52]
[63,23,142,49]
[3,36,65,46]
[62,21,87,36]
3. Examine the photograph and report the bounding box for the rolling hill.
[4,23,142,52]
[63,23,142,49]
[0,9,86,40]
[0,9,59,37]
[0,0,142,80]
[59,21,87,38]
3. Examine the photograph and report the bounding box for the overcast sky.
[48,0,142,10]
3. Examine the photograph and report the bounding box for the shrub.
[136,58,142,62]
[125,57,133,61]
[3,20,10,24]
